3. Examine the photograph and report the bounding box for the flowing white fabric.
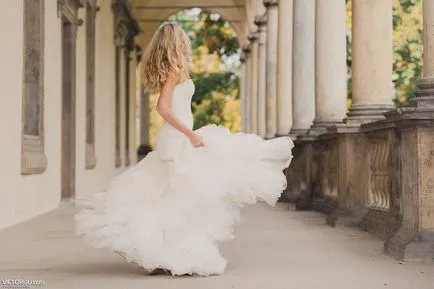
[74,79,294,276]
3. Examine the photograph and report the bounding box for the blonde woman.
[75,22,294,277]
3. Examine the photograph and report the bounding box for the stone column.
[255,14,268,138]
[285,0,316,207]
[348,0,394,121]
[290,0,316,135]
[139,87,150,146]
[241,44,252,132]
[311,0,347,132]
[264,0,278,139]
[248,31,259,134]
[412,0,434,106]
[276,0,293,136]
[240,50,248,132]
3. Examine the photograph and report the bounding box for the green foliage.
[194,14,240,58]
[191,72,240,104]
[392,0,423,105]
[192,95,226,130]
[399,0,421,12]
[190,72,240,129]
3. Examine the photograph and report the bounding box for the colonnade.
[240,0,409,138]
[240,0,434,262]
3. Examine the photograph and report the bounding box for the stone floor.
[1,202,433,289]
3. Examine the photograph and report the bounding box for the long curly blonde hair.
[140,22,192,94]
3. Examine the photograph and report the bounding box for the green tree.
[392,0,423,105]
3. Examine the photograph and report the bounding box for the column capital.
[240,52,246,63]
[248,31,259,42]
[254,14,267,28]
[242,43,252,55]
[264,0,278,8]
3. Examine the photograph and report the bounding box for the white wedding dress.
[74,79,294,276]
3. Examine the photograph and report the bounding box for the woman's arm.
[156,73,204,147]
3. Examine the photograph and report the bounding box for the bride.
[74,22,294,277]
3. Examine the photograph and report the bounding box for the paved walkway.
[1,203,433,289]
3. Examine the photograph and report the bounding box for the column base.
[409,96,434,107]
[359,208,399,240]
[386,228,434,262]
[288,128,310,142]
[412,78,434,107]
[266,130,279,139]
[309,118,344,136]
[346,103,394,123]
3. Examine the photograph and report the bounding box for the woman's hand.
[189,133,205,148]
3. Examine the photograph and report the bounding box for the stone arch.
[132,1,247,48]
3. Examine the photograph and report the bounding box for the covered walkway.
[1,203,433,289]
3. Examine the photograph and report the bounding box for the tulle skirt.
[74,124,294,276]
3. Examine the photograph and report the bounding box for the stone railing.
[360,124,401,239]
[284,121,402,237]
[367,130,392,211]
[283,105,434,263]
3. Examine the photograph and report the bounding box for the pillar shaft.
[313,0,347,129]
[255,14,268,138]
[240,50,248,132]
[139,87,150,145]
[242,44,252,133]
[423,0,434,79]
[412,0,434,106]
[264,0,278,138]
[349,0,394,120]
[276,0,293,136]
[291,0,315,134]
[248,32,259,134]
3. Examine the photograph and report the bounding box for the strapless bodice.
[160,79,195,132]
[156,79,195,161]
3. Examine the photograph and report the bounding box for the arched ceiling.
[130,0,248,48]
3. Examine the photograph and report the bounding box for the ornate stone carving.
[254,14,267,46]
[368,137,391,211]
[248,31,258,43]
[241,43,251,55]
[254,14,267,28]
[21,0,47,175]
[240,52,246,63]
[263,0,279,8]
[112,0,140,48]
